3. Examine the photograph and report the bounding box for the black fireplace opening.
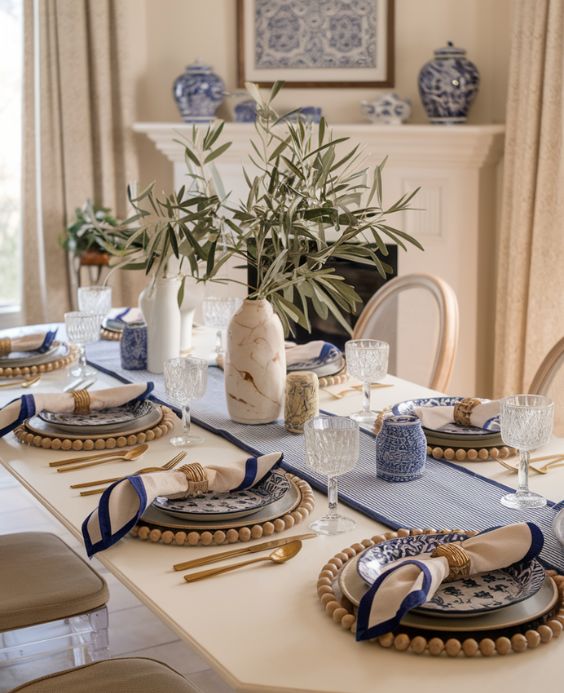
[248,244,398,350]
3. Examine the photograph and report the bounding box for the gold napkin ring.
[178,463,208,496]
[71,389,91,415]
[431,542,471,582]
[0,338,12,356]
[453,397,482,427]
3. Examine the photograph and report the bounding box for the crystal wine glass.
[64,311,101,379]
[304,416,359,535]
[164,356,208,447]
[77,286,112,326]
[345,339,389,426]
[500,394,554,509]
[202,297,241,358]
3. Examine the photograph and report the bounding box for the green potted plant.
[60,201,120,266]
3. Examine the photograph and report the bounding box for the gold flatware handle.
[0,375,40,389]
[530,453,564,464]
[50,450,126,468]
[80,487,107,496]
[57,456,124,473]
[495,458,547,475]
[535,456,564,473]
[173,532,317,571]
[184,556,269,582]
[72,475,125,489]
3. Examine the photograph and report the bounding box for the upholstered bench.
[8,657,199,692]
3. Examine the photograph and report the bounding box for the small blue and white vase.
[361,93,411,124]
[418,41,480,125]
[120,322,148,371]
[376,415,427,482]
[173,60,225,123]
[234,99,257,123]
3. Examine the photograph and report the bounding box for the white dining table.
[0,327,562,693]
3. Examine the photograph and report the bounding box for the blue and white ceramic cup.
[376,415,427,482]
[120,322,148,370]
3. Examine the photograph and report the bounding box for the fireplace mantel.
[133,122,505,395]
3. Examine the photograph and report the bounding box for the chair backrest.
[352,273,459,392]
[529,336,564,396]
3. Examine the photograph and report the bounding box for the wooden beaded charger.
[427,444,517,462]
[131,473,314,547]
[317,528,564,657]
[0,343,78,378]
[101,327,121,341]
[13,405,176,451]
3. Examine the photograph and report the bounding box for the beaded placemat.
[0,344,78,378]
[14,406,176,451]
[317,528,564,657]
[131,474,314,547]
[101,327,121,341]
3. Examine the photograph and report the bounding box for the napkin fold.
[0,382,154,438]
[356,522,543,641]
[0,329,58,355]
[285,340,343,377]
[82,451,283,556]
[414,398,500,432]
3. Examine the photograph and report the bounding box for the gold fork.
[0,374,41,389]
[495,454,564,475]
[326,383,393,400]
[72,451,187,495]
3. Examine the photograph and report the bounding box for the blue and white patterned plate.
[392,397,499,437]
[153,470,291,522]
[40,400,154,429]
[357,533,545,616]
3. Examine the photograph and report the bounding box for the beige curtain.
[22,0,143,324]
[494,0,564,397]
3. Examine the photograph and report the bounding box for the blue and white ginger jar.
[361,93,411,124]
[376,415,427,482]
[418,42,480,125]
[173,60,225,123]
[234,99,257,123]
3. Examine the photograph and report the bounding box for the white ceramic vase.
[224,299,286,424]
[179,277,205,352]
[139,276,181,374]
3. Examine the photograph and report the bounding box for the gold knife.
[173,532,318,571]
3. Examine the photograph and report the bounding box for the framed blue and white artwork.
[237,0,394,88]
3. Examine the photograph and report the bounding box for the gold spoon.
[56,444,148,473]
[495,457,548,475]
[184,540,303,582]
[0,374,41,389]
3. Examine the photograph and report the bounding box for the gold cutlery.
[0,374,41,389]
[49,443,148,468]
[531,456,564,473]
[494,454,564,475]
[74,452,187,495]
[56,444,148,473]
[326,383,393,400]
[184,540,303,582]
[173,532,317,571]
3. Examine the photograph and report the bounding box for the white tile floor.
[0,467,235,693]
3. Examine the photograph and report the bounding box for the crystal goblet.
[164,356,208,447]
[345,339,389,426]
[304,416,359,535]
[500,394,554,509]
[64,311,100,379]
[202,297,242,358]
[77,286,112,326]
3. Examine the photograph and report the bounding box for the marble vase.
[139,277,181,374]
[224,299,286,424]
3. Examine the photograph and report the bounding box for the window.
[0,0,23,316]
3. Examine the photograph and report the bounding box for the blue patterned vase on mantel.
[173,60,225,123]
[418,41,480,125]
[376,415,427,482]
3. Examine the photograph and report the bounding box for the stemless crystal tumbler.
[64,311,101,379]
[202,297,242,358]
[77,286,112,325]
[500,394,554,509]
[345,339,389,426]
[304,416,359,535]
[164,356,208,447]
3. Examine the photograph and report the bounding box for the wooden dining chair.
[352,273,459,392]
[529,337,564,396]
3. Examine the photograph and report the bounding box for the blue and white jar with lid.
[418,42,480,125]
[173,60,225,123]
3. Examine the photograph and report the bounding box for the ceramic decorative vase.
[139,277,181,374]
[224,299,286,424]
[179,277,205,352]
[234,99,257,123]
[173,60,225,123]
[376,415,427,482]
[120,322,147,370]
[418,41,480,125]
[284,371,319,434]
[361,93,411,124]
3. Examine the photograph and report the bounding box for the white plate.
[0,342,67,368]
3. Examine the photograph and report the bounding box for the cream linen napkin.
[82,451,283,556]
[0,329,58,355]
[356,522,543,640]
[0,383,154,438]
[414,398,500,432]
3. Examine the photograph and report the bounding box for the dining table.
[0,325,563,693]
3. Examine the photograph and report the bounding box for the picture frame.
[237,0,394,88]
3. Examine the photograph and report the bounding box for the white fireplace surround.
[134,123,505,395]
